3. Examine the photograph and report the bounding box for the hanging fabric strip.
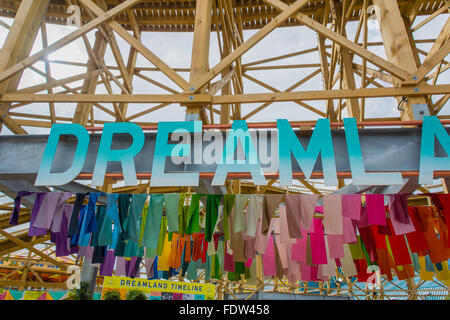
[142,194,164,249]
[310,218,327,265]
[10,191,34,226]
[246,194,264,237]
[106,193,122,233]
[233,195,249,234]
[262,235,277,276]
[388,194,415,235]
[365,194,387,226]
[340,243,357,277]
[99,250,116,276]
[82,193,101,235]
[28,192,48,237]
[279,205,296,244]
[67,193,89,237]
[164,193,180,233]
[186,194,202,235]
[323,194,343,235]
[222,195,235,241]
[124,193,147,242]
[118,194,131,238]
[34,192,72,230]
[342,216,357,243]
[342,194,362,221]
[205,194,223,242]
[326,234,345,259]
[262,194,284,236]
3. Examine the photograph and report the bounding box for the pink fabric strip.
[255,217,276,254]
[323,194,343,235]
[300,263,319,281]
[342,216,358,243]
[262,235,277,276]
[342,194,362,220]
[366,194,387,226]
[275,235,289,269]
[244,258,253,268]
[299,194,319,230]
[356,206,370,228]
[310,218,327,265]
[326,234,345,259]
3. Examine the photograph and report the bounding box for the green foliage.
[72,281,92,300]
[125,289,147,300]
[103,290,122,300]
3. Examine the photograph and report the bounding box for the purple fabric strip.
[100,250,116,276]
[28,193,48,237]
[145,257,155,279]
[10,191,34,226]
[366,194,387,226]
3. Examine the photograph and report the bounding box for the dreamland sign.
[34,117,450,187]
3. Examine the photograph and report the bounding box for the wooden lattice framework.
[0,0,449,300]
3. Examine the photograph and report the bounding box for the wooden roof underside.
[0,0,446,32]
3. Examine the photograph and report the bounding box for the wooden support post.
[186,0,213,123]
[372,0,429,120]
[0,0,50,134]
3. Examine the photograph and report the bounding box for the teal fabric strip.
[142,194,164,249]
[124,194,147,242]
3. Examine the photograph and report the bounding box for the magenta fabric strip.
[310,218,327,265]
[389,194,416,235]
[356,206,370,228]
[343,216,358,243]
[323,194,343,235]
[326,234,345,259]
[366,194,387,226]
[262,235,277,276]
[245,258,253,268]
[342,194,362,220]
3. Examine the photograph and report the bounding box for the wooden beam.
[262,0,412,81]
[188,0,311,94]
[0,0,140,88]
[373,0,429,120]
[0,229,67,271]
[79,0,189,91]
[0,0,50,134]
[2,85,450,104]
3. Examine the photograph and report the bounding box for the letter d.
[35,124,89,186]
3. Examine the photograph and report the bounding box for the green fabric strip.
[205,194,223,242]
[222,195,235,240]
[186,194,202,234]
[164,193,180,233]
[156,216,167,256]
